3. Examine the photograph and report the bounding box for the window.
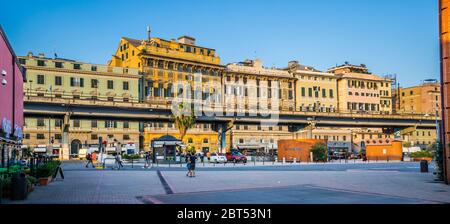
[107,97,114,101]
[91,120,98,128]
[91,134,98,140]
[37,119,45,127]
[239,139,244,144]
[107,80,114,89]
[308,88,312,97]
[74,64,81,70]
[73,120,80,128]
[123,81,129,90]
[188,138,193,144]
[105,121,117,128]
[203,138,209,144]
[91,79,98,88]
[329,89,334,98]
[37,134,45,139]
[301,87,305,97]
[322,89,326,98]
[55,62,63,68]
[19,58,26,65]
[70,77,84,87]
[91,66,97,71]
[123,121,129,129]
[123,134,130,140]
[37,60,45,66]
[54,119,62,128]
[55,76,62,86]
[37,75,45,84]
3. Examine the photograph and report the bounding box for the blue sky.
[0,0,439,87]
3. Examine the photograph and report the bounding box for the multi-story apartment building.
[18,53,141,157]
[109,35,225,150]
[329,63,392,114]
[285,61,338,112]
[224,59,296,112]
[399,81,441,116]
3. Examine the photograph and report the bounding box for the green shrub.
[410,150,433,158]
[123,154,141,160]
[26,176,37,185]
[36,161,61,178]
[311,143,328,162]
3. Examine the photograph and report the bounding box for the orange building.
[440,0,450,184]
[277,139,326,162]
[365,139,403,161]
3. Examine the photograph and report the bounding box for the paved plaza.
[3,161,450,204]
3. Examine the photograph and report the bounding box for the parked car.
[226,151,247,163]
[209,153,227,163]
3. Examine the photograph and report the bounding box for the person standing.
[117,153,124,169]
[186,154,191,177]
[189,152,197,177]
[144,152,152,169]
[91,152,97,167]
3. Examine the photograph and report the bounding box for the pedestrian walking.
[118,153,124,169]
[85,153,94,168]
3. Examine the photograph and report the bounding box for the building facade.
[286,61,338,112]
[439,0,450,184]
[109,35,225,151]
[329,63,392,114]
[19,53,140,158]
[399,81,441,116]
[0,25,25,167]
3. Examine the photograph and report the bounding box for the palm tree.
[171,102,195,144]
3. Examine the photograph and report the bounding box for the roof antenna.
[147,26,151,41]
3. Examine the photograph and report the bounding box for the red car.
[226,151,247,163]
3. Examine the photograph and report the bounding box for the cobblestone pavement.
[3,161,448,204]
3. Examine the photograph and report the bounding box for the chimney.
[38,53,45,58]
[27,52,33,58]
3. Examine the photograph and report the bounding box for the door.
[70,139,82,159]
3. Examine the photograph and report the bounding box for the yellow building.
[224,59,296,112]
[286,61,338,112]
[19,53,141,157]
[19,52,140,103]
[328,63,393,114]
[399,81,441,116]
[109,34,225,151]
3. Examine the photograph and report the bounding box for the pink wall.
[0,27,24,139]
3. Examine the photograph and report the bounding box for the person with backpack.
[85,153,94,168]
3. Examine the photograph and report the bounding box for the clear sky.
[0,0,439,87]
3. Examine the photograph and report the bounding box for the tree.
[171,102,195,144]
[310,143,328,162]
[403,142,412,148]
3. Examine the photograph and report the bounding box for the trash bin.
[420,160,429,173]
[11,172,27,200]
